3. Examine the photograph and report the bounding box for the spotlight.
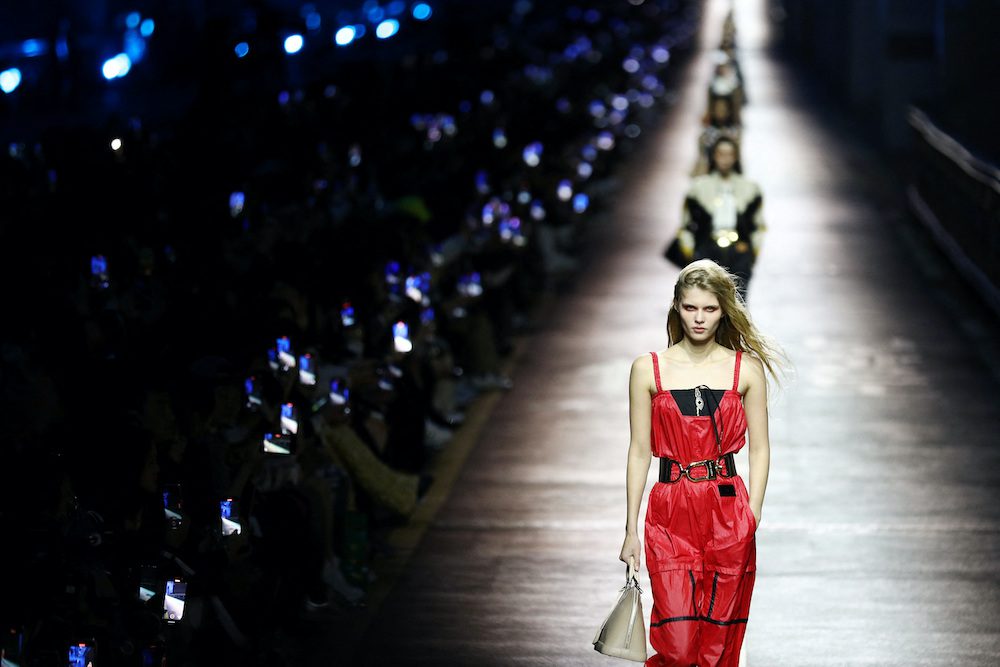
[376,19,399,39]
[335,26,357,46]
[110,137,122,151]
[283,34,304,54]
[557,180,573,201]
[101,53,131,79]
[234,42,250,58]
[522,142,543,167]
[0,68,22,94]
[140,18,155,37]
[412,3,433,20]
[21,39,48,57]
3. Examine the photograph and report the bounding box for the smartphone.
[267,348,279,372]
[392,321,412,353]
[385,261,402,297]
[466,272,483,297]
[2,625,24,667]
[161,484,182,530]
[498,218,514,241]
[263,432,294,455]
[420,307,435,324]
[162,578,187,624]
[329,378,350,405]
[384,260,401,285]
[404,275,422,303]
[219,498,241,536]
[280,403,298,435]
[229,191,245,217]
[90,255,110,290]
[276,336,296,369]
[137,564,159,604]
[429,243,445,267]
[67,640,96,667]
[298,354,316,386]
[244,376,262,408]
[340,301,355,327]
[310,394,329,413]
[140,644,166,667]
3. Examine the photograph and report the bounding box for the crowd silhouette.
[0,2,703,665]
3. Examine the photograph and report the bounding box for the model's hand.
[620,533,642,572]
[752,508,761,528]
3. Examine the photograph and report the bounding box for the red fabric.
[644,351,756,666]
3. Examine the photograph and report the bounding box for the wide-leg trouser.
[644,568,754,667]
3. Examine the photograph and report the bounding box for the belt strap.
[659,453,737,483]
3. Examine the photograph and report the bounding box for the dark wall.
[775,0,1000,161]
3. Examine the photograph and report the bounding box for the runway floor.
[342,1,1000,664]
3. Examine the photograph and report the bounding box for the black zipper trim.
[688,570,697,615]
[650,615,748,627]
[706,572,719,619]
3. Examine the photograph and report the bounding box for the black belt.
[659,452,737,483]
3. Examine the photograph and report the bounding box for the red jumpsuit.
[644,350,757,667]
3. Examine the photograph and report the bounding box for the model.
[676,137,765,300]
[619,259,783,666]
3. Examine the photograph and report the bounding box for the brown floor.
[348,1,1000,665]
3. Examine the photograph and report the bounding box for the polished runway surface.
[356,1,1000,664]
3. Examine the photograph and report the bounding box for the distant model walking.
[677,138,765,300]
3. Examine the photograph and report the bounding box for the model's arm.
[620,354,653,568]
[742,355,771,524]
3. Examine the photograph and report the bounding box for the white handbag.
[592,555,648,662]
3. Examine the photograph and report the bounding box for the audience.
[0,1,700,664]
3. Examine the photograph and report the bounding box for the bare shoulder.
[740,353,766,393]
[630,352,653,373]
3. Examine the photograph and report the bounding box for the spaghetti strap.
[732,350,743,392]
[650,351,663,393]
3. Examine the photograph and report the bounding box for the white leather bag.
[592,555,648,662]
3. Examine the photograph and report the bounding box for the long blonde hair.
[667,259,786,384]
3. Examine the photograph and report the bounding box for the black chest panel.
[669,389,727,417]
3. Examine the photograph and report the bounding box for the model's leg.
[645,568,702,667]
[696,570,755,667]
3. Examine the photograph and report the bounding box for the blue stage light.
[124,31,146,62]
[387,1,406,16]
[375,19,399,39]
[284,34,304,54]
[21,39,48,57]
[56,37,69,60]
[234,42,250,58]
[335,26,357,46]
[101,53,131,80]
[412,3,433,20]
[140,18,155,37]
[573,193,589,213]
[125,12,141,29]
[0,68,22,94]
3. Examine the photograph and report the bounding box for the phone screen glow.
[163,580,186,623]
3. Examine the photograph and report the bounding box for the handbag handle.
[625,555,639,587]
